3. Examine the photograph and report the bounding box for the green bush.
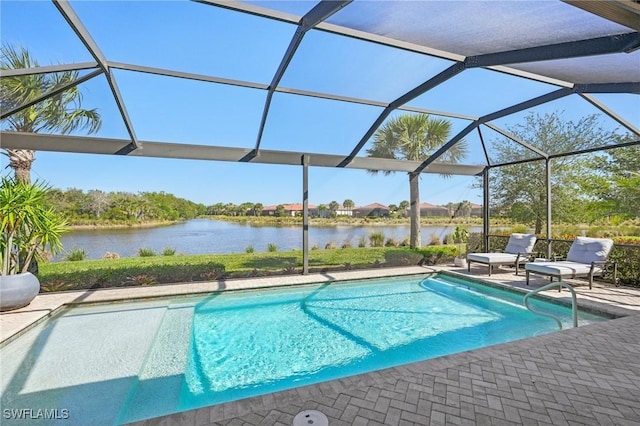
[267,243,278,252]
[245,245,254,253]
[412,246,457,265]
[383,251,423,266]
[385,237,399,247]
[65,248,87,262]
[428,233,442,246]
[40,259,227,290]
[162,247,176,256]
[369,231,385,247]
[138,247,156,257]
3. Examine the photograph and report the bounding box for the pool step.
[117,301,195,424]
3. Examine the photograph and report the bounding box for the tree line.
[486,113,639,233]
[45,190,482,224]
[46,189,206,223]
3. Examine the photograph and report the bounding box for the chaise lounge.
[524,236,617,289]
[467,233,537,276]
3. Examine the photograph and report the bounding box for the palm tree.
[317,204,328,218]
[1,44,102,182]
[342,199,354,210]
[367,113,467,248]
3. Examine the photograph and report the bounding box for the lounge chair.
[525,237,617,289]
[467,233,537,276]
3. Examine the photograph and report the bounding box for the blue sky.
[1,1,638,207]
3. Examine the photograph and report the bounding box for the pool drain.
[293,410,328,426]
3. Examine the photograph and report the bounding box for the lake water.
[56,219,483,261]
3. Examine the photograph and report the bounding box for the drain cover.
[292,410,329,426]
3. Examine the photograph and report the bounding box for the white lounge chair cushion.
[504,233,537,254]
[467,253,521,264]
[525,260,604,278]
[566,237,614,264]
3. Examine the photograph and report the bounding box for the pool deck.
[2,265,640,425]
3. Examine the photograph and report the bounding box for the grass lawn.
[39,246,456,291]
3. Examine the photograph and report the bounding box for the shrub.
[267,243,278,252]
[413,246,457,265]
[138,247,156,257]
[200,269,224,281]
[341,240,352,249]
[428,233,442,245]
[443,233,454,245]
[247,268,263,277]
[162,247,176,256]
[385,237,398,247]
[282,264,298,274]
[125,274,157,286]
[384,251,424,266]
[40,260,227,290]
[325,241,337,249]
[510,224,529,233]
[400,237,410,247]
[245,245,254,253]
[311,243,320,250]
[358,236,367,248]
[65,248,87,262]
[369,231,385,247]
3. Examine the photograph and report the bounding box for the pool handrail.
[523,281,578,329]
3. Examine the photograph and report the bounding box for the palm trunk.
[6,149,35,183]
[409,172,421,248]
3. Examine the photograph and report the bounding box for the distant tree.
[1,44,102,182]
[238,202,253,216]
[317,204,327,218]
[208,202,225,215]
[488,112,620,233]
[223,203,237,216]
[447,200,472,218]
[87,189,110,217]
[399,200,409,211]
[585,138,639,219]
[253,202,264,216]
[275,204,286,217]
[444,202,459,217]
[343,199,354,210]
[367,113,467,248]
[328,201,340,218]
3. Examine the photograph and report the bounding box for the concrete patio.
[2,265,639,425]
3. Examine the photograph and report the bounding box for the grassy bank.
[39,246,456,292]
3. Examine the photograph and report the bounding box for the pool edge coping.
[2,265,634,348]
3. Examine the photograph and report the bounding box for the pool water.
[0,274,609,425]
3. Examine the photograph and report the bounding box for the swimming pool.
[0,274,609,425]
